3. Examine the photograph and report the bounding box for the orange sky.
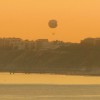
[0,0,100,42]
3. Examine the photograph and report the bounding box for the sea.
[0,73,100,100]
[0,85,100,100]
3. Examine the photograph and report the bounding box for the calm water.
[0,73,100,99]
[0,85,100,100]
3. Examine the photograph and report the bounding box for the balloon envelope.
[48,20,57,28]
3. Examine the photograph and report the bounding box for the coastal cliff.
[0,43,100,76]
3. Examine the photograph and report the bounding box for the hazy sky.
[0,0,100,42]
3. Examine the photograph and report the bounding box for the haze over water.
[0,74,100,100]
[0,73,100,100]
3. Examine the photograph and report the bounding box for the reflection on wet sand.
[0,73,100,84]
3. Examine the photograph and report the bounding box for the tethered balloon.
[48,20,58,35]
[48,20,58,28]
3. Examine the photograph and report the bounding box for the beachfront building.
[35,39,50,50]
[81,38,100,46]
[24,40,35,50]
[0,38,23,49]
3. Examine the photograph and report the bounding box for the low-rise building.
[24,40,35,50]
[35,39,50,50]
[81,38,100,46]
